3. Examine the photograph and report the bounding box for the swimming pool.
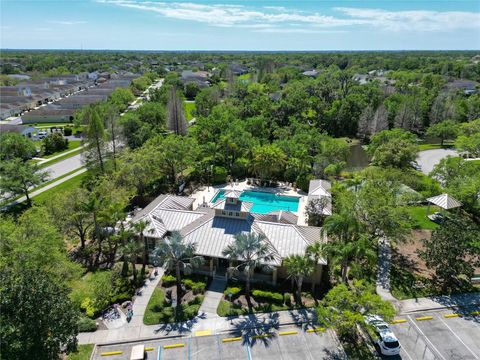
[211,190,299,214]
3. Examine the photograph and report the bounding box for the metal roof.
[212,198,253,212]
[426,193,462,210]
[308,179,332,197]
[224,190,243,199]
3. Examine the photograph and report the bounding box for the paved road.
[43,152,84,179]
[417,149,458,175]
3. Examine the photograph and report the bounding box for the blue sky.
[1,0,479,50]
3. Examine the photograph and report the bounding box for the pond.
[346,144,370,171]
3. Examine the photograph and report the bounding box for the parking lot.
[92,325,345,360]
[389,308,480,360]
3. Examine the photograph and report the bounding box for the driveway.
[416,149,458,175]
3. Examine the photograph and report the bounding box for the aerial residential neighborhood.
[1,1,480,360]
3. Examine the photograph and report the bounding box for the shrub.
[63,127,73,136]
[224,287,242,299]
[283,293,291,306]
[161,274,176,287]
[252,290,283,304]
[188,295,204,306]
[42,132,68,155]
[183,304,200,319]
[78,316,97,332]
[182,279,206,294]
[80,297,95,318]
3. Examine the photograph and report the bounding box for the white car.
[365,315,401,356]
[37,131,47,139]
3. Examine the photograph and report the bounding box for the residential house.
[0,124,36,138]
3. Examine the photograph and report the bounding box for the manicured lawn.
[184,101,195,120]
[406,205,440,230]
[143,287,204,325]
[37,147,84,169]
[237,73,251,81]
[417,143,454,151]
[33,171,87,204]
[42,140,82,159]
[67,344,94,360]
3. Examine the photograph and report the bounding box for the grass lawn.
[33,171,87,204]
[217,300,290,317]
[31,122,73,127]
[37,147,84,169]
[42,140,82,159]
[143,287,204,325]
[417,142,454,151]
[237,73,251,81]
[406,205,440,230]
[184,101,195,120]
[67,344,94,360]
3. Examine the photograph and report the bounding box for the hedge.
[251,290,283,304]
[161,274,176,287]
[224,287,242,299]
[78,316,97,332]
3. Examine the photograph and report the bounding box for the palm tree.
[131,219,151,274]
[321,210,361,284]
[150,231,203,308]
[306,242,327,295]
[222,232,275,309]
[121,238,143,285]
[284,255,315,305]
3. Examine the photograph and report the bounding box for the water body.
[346,144,370,171]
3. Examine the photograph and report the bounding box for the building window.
[235,212,240,217]
[228,212,233,216]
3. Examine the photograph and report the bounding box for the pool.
[211,190,299,214]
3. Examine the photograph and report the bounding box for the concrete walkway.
[191,277,227,335]
[125,268,164,328]
[376,237,397,303]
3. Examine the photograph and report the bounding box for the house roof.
[224,190,242,199]
[133,194,326,266]
[212,198,253,212]
[427,193,462,210]
[308,179,332,197]
[0,124,35,133]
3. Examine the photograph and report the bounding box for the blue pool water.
[211,190,299,214]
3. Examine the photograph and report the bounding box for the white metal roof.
[426,193,462,210]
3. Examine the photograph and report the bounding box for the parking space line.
[278,330,298,336]
[443,313,460,318]
[157,346,161,360]
[436,314,480,359]
[101,351,123,356]
[244,343,252,360]
[222,337,242,342]
[407,315,447,360]
[163,343,185,349]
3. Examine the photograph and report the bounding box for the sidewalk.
[38,144,86,165]
[78,306,318,345]
[397,292,480,314]
[191,277,227,335]
[376,237,397,303]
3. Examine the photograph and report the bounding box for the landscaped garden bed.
[217,280,316,317]
[143,273,209,325]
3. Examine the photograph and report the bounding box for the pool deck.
[189,180,309,225]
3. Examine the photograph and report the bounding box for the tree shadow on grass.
[230,312,280,347]
[153,311,207,335]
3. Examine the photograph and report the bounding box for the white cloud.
[97,1,480,32]
[48,20,87,25]
[335,7,480,31]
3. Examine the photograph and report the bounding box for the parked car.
[365,315,401,356]
[37,131,47,139]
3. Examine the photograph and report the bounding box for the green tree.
[84,107,106,173]
[251,144,287,182]
[121,238,143,285]
[371,138,418,168]
[0,159,48,206]
[42,132,68,155]
[222,232,275,309]
[0,269,79,360]
[0,207,80,280]
[284,255,315,304]
[367,129,417,156]
[0,132,36,161]
[316,280,395,340]
[426,120,458,146]
[151,231,203,308]
[417,214,480,292]
[109,87,135,111]
[455,132,480,157]
[194,86,221,117]
[306,241,327,295]
[131,219,151,274]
